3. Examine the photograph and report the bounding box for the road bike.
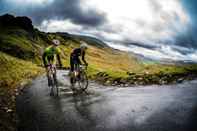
[70,64,88,93]
[47,64,59,96]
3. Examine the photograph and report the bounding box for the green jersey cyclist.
[42,39,62,86]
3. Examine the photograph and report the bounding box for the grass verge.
[0,52,44,131]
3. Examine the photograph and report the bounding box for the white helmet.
[52,39,60,46]
[80,42,88,49]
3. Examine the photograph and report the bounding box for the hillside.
[0,14,197,130]
[0,13,197,88]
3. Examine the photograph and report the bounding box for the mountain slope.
[0,14,197,86]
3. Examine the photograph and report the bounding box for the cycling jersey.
[42,46,61,66]
[71,48,85,60]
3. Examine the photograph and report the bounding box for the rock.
[16,16,34,31]
[111,83,117,86]
[120,78,127,84]
[134,82,138,85]
[127,72,136,76]
[177,78,184,83]
[11,96,15,101]
[104,80,111,86]
[0,14,34,31]
[139,82,144,85]
[114,81,118,84]
[159,80,166,85]
[0,14,15,26]
[129,80,134,84]
[124,84,129,87]
[6,109,13,113]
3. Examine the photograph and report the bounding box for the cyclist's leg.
[47,56,54,86]
[70,56,75,74]
[76,58,81,78]
[42,53,47,67]
[71,58,80,85]
[47,67,52,86]
[53,65,57,86]
[70,56,75,84]
[43,54,51,86]
[74,60,80,78]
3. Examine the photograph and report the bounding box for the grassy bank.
[90,63,197,86]
[0,52,44,131]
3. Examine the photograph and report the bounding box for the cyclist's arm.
[42,52,49,67]
[57,54,62,67]
[56,48,62,67]
[81,51,88,65]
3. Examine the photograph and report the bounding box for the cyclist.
[70,41,88,79]
[42,39,62,86]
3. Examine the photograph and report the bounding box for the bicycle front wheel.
[52,74,58,96]
[50,73,58,96]
[78,71,88,91]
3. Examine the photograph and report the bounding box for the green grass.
[0,27,47,64]
[0,51,44,88]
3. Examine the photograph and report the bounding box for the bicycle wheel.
[52,71,59,96]
[49,73,55,96]
[78,71,88,91]
[48,67,58,96]
[70,64,80,92]
[52,72,58,96]
[70,76,76,88]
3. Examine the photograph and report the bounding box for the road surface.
[16,70,197,131]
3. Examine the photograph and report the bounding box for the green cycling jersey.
[43,45,62,66]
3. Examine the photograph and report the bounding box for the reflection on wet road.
[17,70,197,131]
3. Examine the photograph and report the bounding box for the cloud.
[110,43,197,62]
[5,0,54,6]
[0,0,106,27]
[40,19,83,33]
[37,0,196,61]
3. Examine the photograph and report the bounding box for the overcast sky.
[0,0,197,61]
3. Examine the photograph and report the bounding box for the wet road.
[16,70,197,131]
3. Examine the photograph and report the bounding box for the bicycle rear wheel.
[49,74,54,96]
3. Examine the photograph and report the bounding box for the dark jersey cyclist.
[70,42,88,72]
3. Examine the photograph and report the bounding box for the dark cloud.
[0,0,106,27]
[128,42,157,50]
[148,0,197,50]
[174,29,197,49]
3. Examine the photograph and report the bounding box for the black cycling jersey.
[70,48,87,71]
[71,48,86,63]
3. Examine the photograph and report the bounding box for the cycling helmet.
[80,41,88,49]
[52,39,60,46]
